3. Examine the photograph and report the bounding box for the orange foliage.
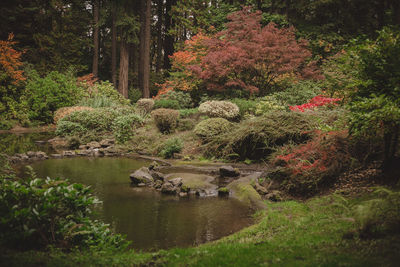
[155,32,210,98]
[0,33,25,85]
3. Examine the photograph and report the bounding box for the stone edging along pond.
[6,138,282,209]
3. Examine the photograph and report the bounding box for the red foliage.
[77,73,98,87]
[0,33,25,85]
[195,7,321,94]
[275,130,349,177]
[289,95,341,112]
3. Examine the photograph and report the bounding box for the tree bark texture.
[111,1,117,88]
[118,41,129,98]
[92,0,99,77]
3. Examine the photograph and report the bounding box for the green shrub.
[90,81,130,106]
[129,87,142,103]
[177,118,196,131]
[206,111,316,160]
[229,98,258,118]
[159,138,183,158]
[54,106,94,124]
[67,136,81,149]
[254,96,286,116]
[154,98,181,109]
[23,71,86,123]
[112,114,144,143]
[179,108,199,118]
[0,166,128,250]
[159,90,193,109]
[78,95,119,108]
[194,118,232,142]
[198,101,239,120]
[56,121,87,136]
[271,80,322,106]
[136,98,155,115]
[354,188,400,238]
[151,108,179,134]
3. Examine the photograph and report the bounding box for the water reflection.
[27,157,253,250]
[0,132,55,155]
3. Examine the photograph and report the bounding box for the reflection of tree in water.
[0,132,55,155]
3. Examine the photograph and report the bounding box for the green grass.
[2,194,400,266]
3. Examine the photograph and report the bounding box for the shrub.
[198,100,239,120]
[254,96,286,115]
[273,130,352,196]
[289,95,341,112]
[56,121,87,136]
[154,98,181,110]
[66,136,81,149]
[177,118,196,131]
[151,108,179,134]
[58,108,119,134]
[159,90,193,109]
[78,95,119,108]
[54,106,94,124]
[0,166,128,250]
[229,98,258,118]
[136,98,154,114]
[206,111,316,160]
[23,71,86,123]
[112,114,144,143]
[88,81,130,106]
[194,118,232,142]
[159,138,183,158]
[271,80,322,106]
[354,188,400,238]
[179,108,199,118]
[129,87,142,103]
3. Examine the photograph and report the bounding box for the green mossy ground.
[2,193,399,267]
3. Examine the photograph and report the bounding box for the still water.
[0,132,55,155]
[26,157,253,250]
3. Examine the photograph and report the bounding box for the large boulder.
[219,166,240,177]
[169,177,183,187]
[130,167,154,184]
[161,182,178,194]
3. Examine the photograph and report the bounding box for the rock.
[253,183,268,195]
[169,177,183,187]
[218,187,230,196]
[48,137,69,149]
[36,151,48,159]
[99,139,115,147]
[62,150,75,157]
[137,183,146,187]
[148,161,159,170]
[173,153,184,159]
[219,166,240,177]
[265,190,282,202]
[179,192,188,197]
[86,141,101,149]
[154,180,163,189]
[79,145,88,150]
[15,153,29,161]
[51,154,62,158]
[150,171,165,181]
[26,151,36,158]
[10,156,20,163]
[130,167,154,184]
[77,150,90,156]
[161,182,178,194]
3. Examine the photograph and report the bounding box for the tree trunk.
[118,41,129,98]
[111,1,117,88]
[92,0,99,77]
[141,0,151,98]
[156,0,163,73]
[393,0,400,25]
[163,0,176,70]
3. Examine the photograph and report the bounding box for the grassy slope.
[2,195,399,267]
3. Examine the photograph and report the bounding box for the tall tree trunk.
[92,0,99,77]
[118,41,129,98]
[138,0,145,91]
[156,0,163,73]
[111,1,117,88]
[393,0,400,25]
[163,0,176,70]
[141,0,151,98]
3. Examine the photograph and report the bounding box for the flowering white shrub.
[198,101,239,120]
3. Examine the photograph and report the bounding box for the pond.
[0,132,55,155]
[22,157,253,250]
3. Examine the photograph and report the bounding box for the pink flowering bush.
[289,95,341,112]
